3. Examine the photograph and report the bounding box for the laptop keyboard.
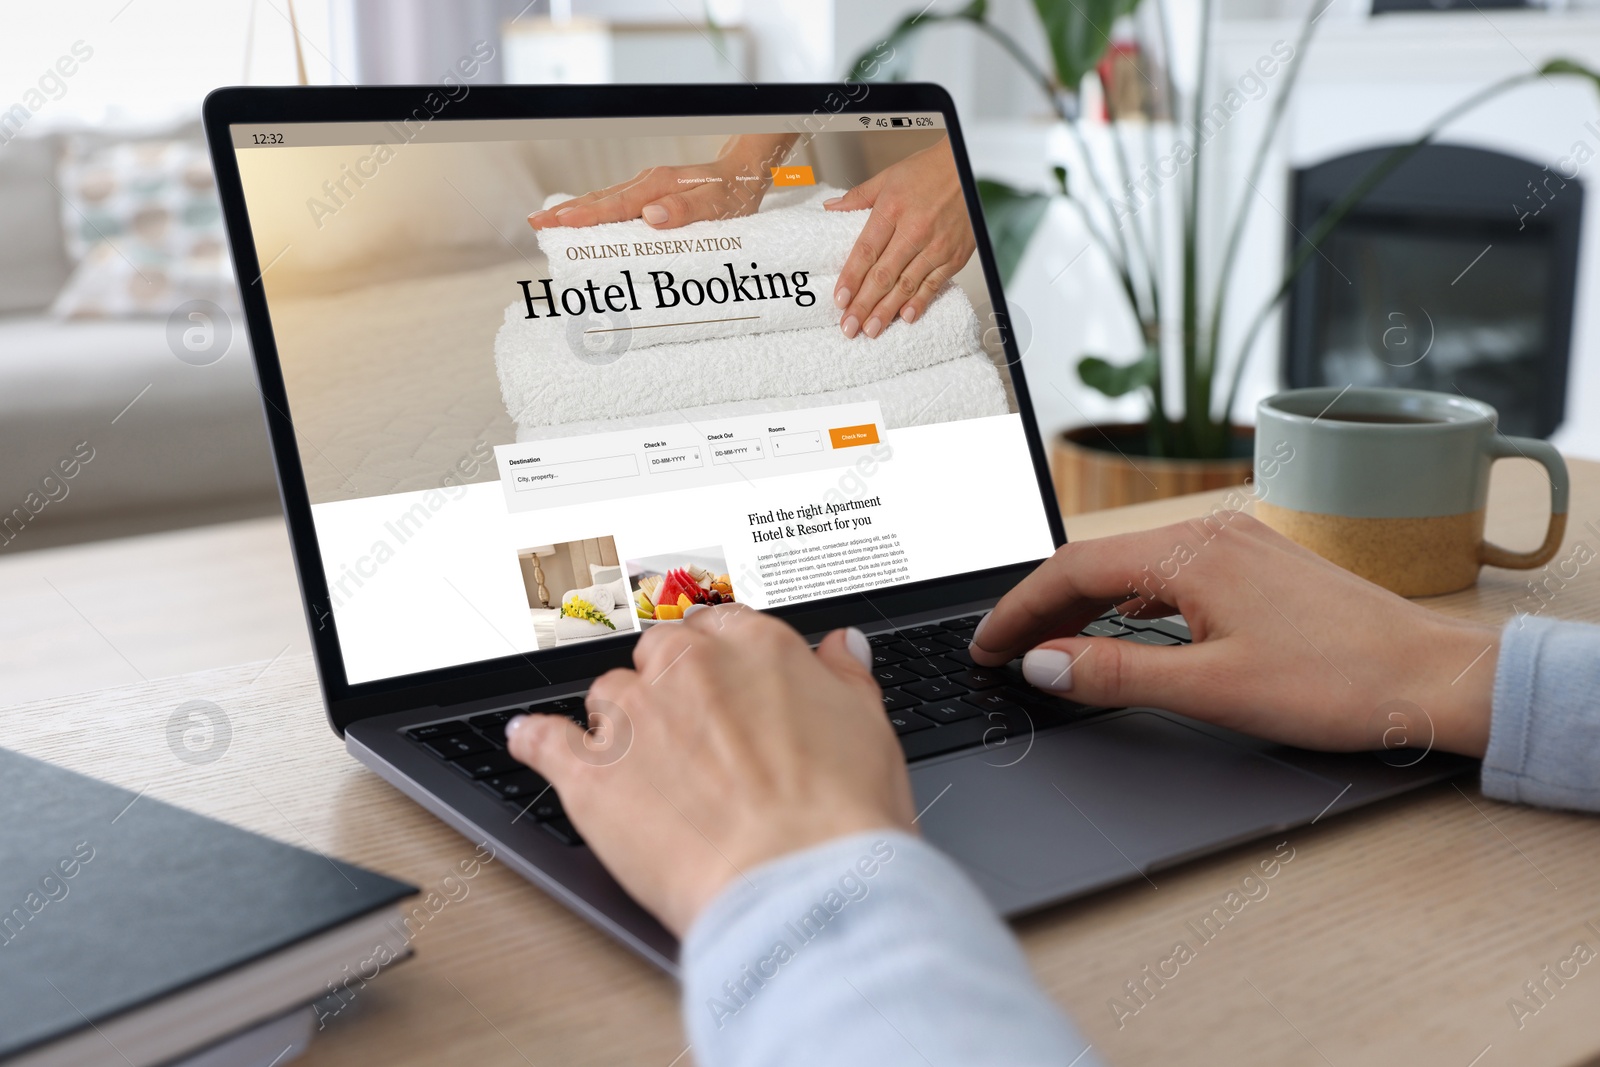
[401,608,1191,848]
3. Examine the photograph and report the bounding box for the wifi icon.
[858,115,870,127]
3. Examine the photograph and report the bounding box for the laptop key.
[900,656,962,679]
[871,646,906,668]
[898,718,990,761]
[530,794,565,822]
[1142,618,1192,642]
[888,709,935,735]
[480,771,548,801]
[424,733,492,760]
[947,667,1008,690]
[867,632,903,648]
[452,751,521,780]
[900,624,946,639]
[942,647,978,668]
[881,688,921,712]
[902,638,947,657]
[469,710,517,732]
[872,665,919,688]
[931,631,971,649]
[961,690,1019,714]
[941,614,986,631]
[904,678,964,702]
[1121,629,1184,646]
[532,697,587,727]
[539,814,584,847]
[407,721,468,742]
[916,700,980,725]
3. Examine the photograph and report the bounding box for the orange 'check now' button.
[770,165,816,187]
[828,424,880,449]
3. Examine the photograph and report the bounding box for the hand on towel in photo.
[824,142,977,338]
[527,132,977,341]
[527,133,801,230]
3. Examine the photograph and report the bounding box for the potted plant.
[853,0,1599,513]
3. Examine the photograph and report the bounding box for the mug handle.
[1479,436,1569,570]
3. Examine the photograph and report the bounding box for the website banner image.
[233,113,1055,684]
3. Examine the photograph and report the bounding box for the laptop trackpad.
[911,710,1343,894]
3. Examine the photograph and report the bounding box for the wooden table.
[6,458,1600,1067]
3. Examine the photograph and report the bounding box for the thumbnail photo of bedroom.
[627,547,734,624]
[516,536,639,649]
[235,125,1019,508]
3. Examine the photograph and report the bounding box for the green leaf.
[1031,0,1144,93]
[1078,349,1158,398]
[975,179,1051,284]
[844,1,990,82]
[1542,57,1600,93]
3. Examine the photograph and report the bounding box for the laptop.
[202,82,1470,973]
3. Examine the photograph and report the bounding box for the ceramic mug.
[1253,387,1569,597]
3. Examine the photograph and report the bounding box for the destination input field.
[509,453,639,492]
[645,446,704,472]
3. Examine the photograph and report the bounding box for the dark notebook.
[0,747,416,1063]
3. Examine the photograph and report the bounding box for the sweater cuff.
[1484,614,1600,810]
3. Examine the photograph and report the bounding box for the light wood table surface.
[6,457,1600,1067]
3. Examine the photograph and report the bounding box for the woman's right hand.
[970,513,1499,757]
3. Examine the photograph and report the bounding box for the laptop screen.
[228,109,1055,685]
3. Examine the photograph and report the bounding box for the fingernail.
[842,315,860,338]
[834,286,850,309]
[505,714,528,742]
[1022,649,1074,692]
[864,316,883,338]
[823,196,844,207]
[969,610,994,652]
[844,626,872,670]
[642,204,669,224]
[684,603,708,618]
[901,305,916,323]
[555,207,576,217]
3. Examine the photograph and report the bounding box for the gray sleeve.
[1483,614,1600,811]
[679,830,1098,1067]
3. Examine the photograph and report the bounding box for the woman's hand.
[826,142,976,338]
[506,605,914,938]
[528,133,799,231]
[971,514,1499,758]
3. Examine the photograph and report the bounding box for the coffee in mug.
[1253,387,1569,597]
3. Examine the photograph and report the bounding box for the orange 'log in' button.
[828,423,880,449]
[770,165,816,187]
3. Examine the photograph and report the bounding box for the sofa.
[0,126,280,553]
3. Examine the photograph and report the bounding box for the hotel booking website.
[232,111,1055,683]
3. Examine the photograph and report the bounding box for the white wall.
[1211,6,1600,459]
[0,0,344,128]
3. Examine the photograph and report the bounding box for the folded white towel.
[495,283,983,429]
[512,354,1011,443]
[536,186,862,284]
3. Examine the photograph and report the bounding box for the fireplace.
[1282,143,1581,439]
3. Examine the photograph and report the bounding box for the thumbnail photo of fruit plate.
[628,546,734,626]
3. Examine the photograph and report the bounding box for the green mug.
[1254,387,1569,597]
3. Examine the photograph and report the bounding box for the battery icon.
[889,117,912,128]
